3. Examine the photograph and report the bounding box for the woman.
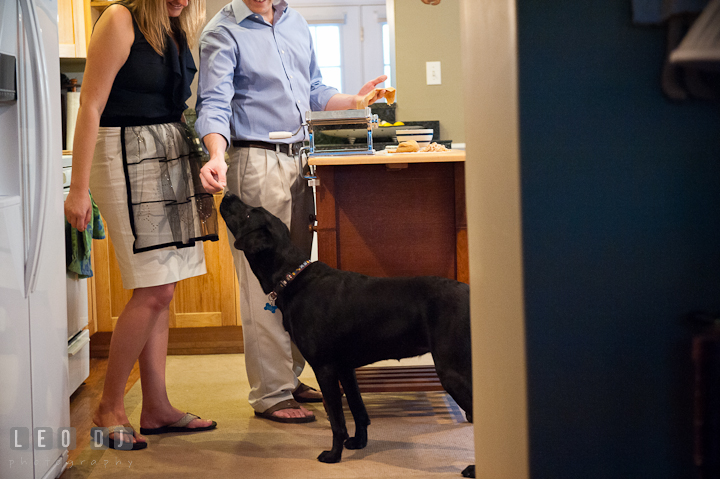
[64,0,217,449]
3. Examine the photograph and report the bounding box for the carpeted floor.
[62,354,474,478]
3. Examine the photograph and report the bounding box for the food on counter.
[396,140,419,152]
[379,120,404,127]
[419,142,448,152]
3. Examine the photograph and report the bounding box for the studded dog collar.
[265,260,313,313]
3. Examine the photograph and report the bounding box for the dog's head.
[219,193,287,254]
[220,193,310,295]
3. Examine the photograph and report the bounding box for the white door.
[292,2,390,95]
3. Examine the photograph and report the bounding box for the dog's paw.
[317,450,342,463]
[461,465,475,478]
[344,436,367,450]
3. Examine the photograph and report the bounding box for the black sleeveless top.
[100,3,196,127]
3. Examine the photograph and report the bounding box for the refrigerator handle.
[19,0,51,296]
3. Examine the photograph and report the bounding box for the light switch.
[426,61,441,85]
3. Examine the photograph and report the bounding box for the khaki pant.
[225,145,314,413]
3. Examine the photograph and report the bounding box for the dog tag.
[264,303,278,314]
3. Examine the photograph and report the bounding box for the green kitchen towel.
[65,192,105,278]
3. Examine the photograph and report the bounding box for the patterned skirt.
[89,122,218,289]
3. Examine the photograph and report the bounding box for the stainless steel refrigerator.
[0,0,70,478]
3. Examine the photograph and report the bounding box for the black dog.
[220,193,475,478]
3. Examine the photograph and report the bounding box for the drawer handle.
[68,333,90,357]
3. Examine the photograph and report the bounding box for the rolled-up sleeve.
[195,27,238,149]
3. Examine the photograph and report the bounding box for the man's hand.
[325,75,389,111]
[200,155,228,194]
[357,75,388,98]
[355,75,389,108]
[199,133,228,193]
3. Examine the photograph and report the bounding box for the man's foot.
[292,383,323,403]
[255,399,316,423]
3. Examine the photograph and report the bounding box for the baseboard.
[90,326,244,358]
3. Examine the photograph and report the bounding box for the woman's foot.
[93,408,147,446]
[140,406,215,431]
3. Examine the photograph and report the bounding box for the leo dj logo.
[10,427,131,451]
[10,428,76,450]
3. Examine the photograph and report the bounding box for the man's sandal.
[292,383,323,403]
[140,413,217,435]
[254,399,316,423]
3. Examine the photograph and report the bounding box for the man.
[195,0,388,423]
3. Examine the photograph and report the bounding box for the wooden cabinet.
[310,151,469,283]
[58,0,89,58]
[90,193,242,352]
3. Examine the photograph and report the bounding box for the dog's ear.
[234,227,273,254]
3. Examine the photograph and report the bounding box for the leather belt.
[232,140,302,156]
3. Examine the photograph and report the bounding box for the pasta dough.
[396,140,419,153]
[355,87,397,109]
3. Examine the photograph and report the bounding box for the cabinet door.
[58,0,87,58]
[93,194,240,331]
[171,194,239,328]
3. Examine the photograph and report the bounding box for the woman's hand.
[64,188,92,232]
[200,155,228,194]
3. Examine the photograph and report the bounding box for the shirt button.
[289,75,293,79]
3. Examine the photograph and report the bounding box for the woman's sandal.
[139,412,218,435]
[91,423,147,450]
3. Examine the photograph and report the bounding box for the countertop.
[308,150,465,166]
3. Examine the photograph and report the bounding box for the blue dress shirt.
[195,0,339,147]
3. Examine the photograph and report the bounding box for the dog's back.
[279,265,469,370]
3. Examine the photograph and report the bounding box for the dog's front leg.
[338,368,369,450]
[315,367,348,463]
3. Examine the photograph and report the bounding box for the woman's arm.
[64,5,134,231]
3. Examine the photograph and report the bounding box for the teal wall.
[518,1,720,477]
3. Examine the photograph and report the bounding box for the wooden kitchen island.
[310,150,468,283]
[309,150,468,392]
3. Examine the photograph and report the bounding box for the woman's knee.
[133,283,176,312]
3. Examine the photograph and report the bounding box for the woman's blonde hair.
[124,0,206,54]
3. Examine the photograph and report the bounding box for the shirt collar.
[231,0,288,24]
